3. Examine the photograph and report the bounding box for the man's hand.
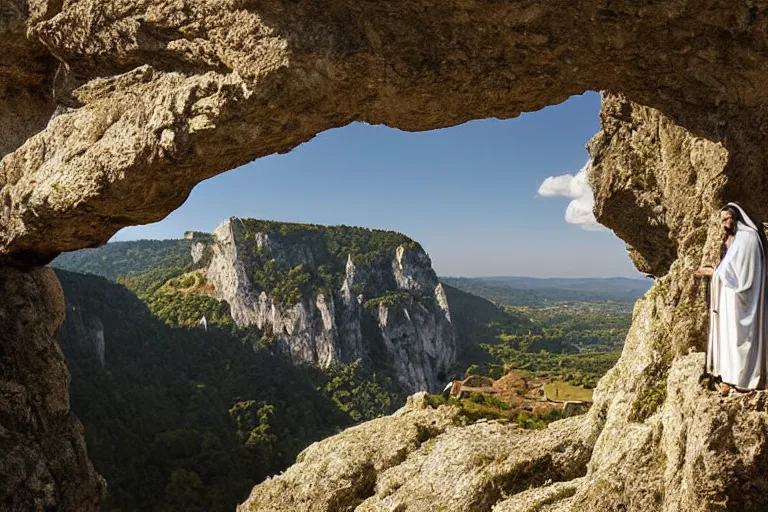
[694,266,714,277]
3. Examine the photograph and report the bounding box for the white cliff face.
[204,219,262,326]
[375,299,455,391]
[393,244,437,292]
[434,282,451,323]
[339,265,365,363]
[201,218,457,393]
[190,242,205,264]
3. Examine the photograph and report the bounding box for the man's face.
[721,210,737,236]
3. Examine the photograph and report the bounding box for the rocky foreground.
[240,282,768,512]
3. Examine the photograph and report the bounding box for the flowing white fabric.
[707,204,768,389]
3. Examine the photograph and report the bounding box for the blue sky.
[113,91,644,279]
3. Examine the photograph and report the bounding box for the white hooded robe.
[706,207,768,390]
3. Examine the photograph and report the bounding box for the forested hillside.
[54,239,192,283]
[55,270,406,511]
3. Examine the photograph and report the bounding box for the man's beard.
[725,226,737,236]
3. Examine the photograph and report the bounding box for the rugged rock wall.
[202,218,456,393]
[4,1,768,264]
[0,267,104,511]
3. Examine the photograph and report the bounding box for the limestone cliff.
[201,218,457,394]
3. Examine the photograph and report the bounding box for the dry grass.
[543,382,593,402]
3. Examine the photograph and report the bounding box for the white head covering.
[725,202,767,253]
[726,202,760,232]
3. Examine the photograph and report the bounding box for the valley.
[51,220,645,511]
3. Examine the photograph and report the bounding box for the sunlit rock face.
[5,1,768,510]
[237,393,594,512]
[201,218,456,393]
[590,94,730,280]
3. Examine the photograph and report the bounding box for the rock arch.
[2,1,768,510]
[3,0,768,265]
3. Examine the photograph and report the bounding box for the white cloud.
[538,160,603,230]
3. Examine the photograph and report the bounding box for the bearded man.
[695,203,768,396]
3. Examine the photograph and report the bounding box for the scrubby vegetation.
[311,359,401,422]
[628,378,667,422]
[480,345,621,388]
[142,291,235,328]
[445,282,628,389]
[364,291,412,309]
[424,392,566,429]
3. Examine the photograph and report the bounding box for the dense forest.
[56,270,399,511]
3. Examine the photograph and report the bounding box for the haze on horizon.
[112,91,645,280]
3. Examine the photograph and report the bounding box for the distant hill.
[440,276,652,306]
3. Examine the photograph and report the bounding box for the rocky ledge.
[240,282,768,511]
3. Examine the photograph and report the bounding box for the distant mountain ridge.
[473,275,651,289]
[441,275,652,306]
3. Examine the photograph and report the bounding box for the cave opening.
[44,91,659,511]
[7,2,768,509]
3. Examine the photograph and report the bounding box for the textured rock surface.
[4,1,768,263]
[239,392,595,512]
[202,218,456,393]
[590,94,728,357]
[0,267,104,511]
[4,1,768,511]
[236,393,459,512]
[355,416,591,511]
